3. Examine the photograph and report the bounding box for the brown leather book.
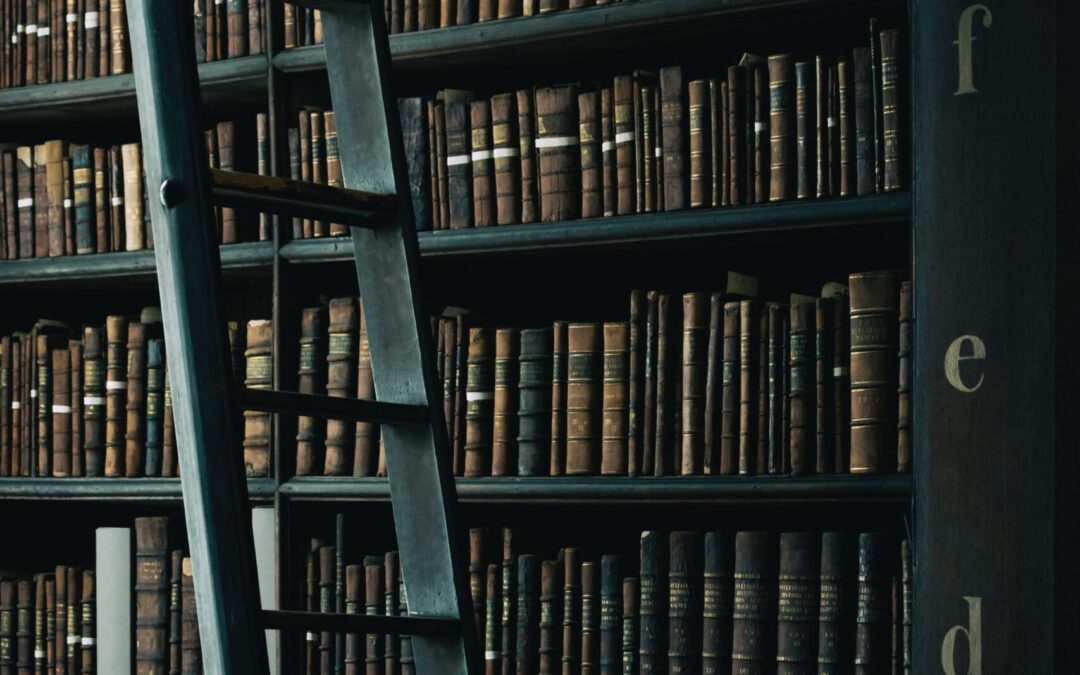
[767,54,795,202]
[880,30,903,192]
[427,101,442,230]
[216,121,240,243]
[0,338,10,476]
[16,579,32,674]
[120,142,142,250]
[15,147,34,259]
[498,0,521,17]
[765,304,784,473]
[123,321,146,477]
[344,563,361,675]
[0,580,14,670]
[600,87,616,218]
[44,576,55,674]
[752,65,769,203]
[446,102,474,229]
[471,100,496,228]
[248,0,264,54]
[613,76,636,216]
[365,557,384,674]
[515,89,539,224]
[92,147,107,253]
[33,575,44,674]
[483,563,500,675]
[33,145,48,258]
[50,348,71,476]
[385,551,401,674]
[578,89,602,219]
[318,546,334,674]
[464,327,495,477]
[897,281,912,473]
[566,323,601,475]
[492,328,519,477]
[355,306,379,477]
[417,0,437,29]
[688,80,710,208]
[754,304,769,475]
[433,102,450,230]
[469,529,486,642]
[180,557,201,674]
[103,315,127,477]
[829,289,851,473]
[107,146,124,251]
[70,346,86,475]
[10,337,22,477]
[169,550,182,675]
[490,93,520,226]
[621,577,638,674]
[680,293,707,475]
[324,298,358,476]
[549,320,567,476]
[298,111,313,237]
[855,533,891,674]
[536,85,580,223]
[310,111,328,237]
[403,0,417,31]
[562,550,581,673]
[776,533,820,674]
[732,532,778,674]
[454,316,468,475]
[849,271,899,473]
[789,302,815,475]
[653,294,676,476]
[2,153,16,259]
[162,363,177,477]
[667,533,701,675]
[815,298,833,474]
[640,84,656,214]
[499,530,515,675]
[538,0,563,12]
[580,561,598,675]
[816,57,832,198]
[43,140,65,257]
[600,322,628,476]
[737,301,759,475]
[304,543,319,674]
[711,79,726,207]
[795,60,816,200]
[440,319,457,463]
[727,66,746,205]
[54,566,67,675]
[135,517,169,674]
[901,539,911,675]
[296,306,328,476]
[659,66,686,211]
[836,57,854,197]
[79,570,93,675]
[627,291,645,476]
[641,292,658,476]
[852,48,876,196]
[456,0,475,25]
[538,558,560,675]
[243,319,273,477]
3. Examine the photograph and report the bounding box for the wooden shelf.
[280,193,909,262]
[278,474,911,505]
[0,240,274,288]
[274,0,900,75]
[0,477,277,503]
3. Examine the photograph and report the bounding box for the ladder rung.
[262,610,461,638]
[237,387,429,425]
[209,169,397,227]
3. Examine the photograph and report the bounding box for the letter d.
[941,596,982,675]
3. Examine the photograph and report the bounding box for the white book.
[252,506,278,675]
[95,527,132,675]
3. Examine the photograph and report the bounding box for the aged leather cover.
[180,558,201,675]
[815,298,833,473]
[732,531,778,674]
[80,327,103,476]
[653,294,675,476]
[789,302,815,475]
[794,61,815,201]
[296,306,327,476]
[0,338,10,476]
[538,558,560,675]
[471,100,496,228]
[852,48,876,196]
[658,66,686,211]
[702,532,733,674]
[578,89,602,219]
[549,321,567,476]
[536,86,580,223]
[901,539,911,675]
[162,362,177,477]
[79,571,93,675]
[626,291,645,476]
[310,111,328,237]
[737,301,758,475]
[897,281,911,473]
[103,315,126,477]
[640,84,656,214]
[123,321,146,477]
[755,307,769,475]
[464,327,494,477]
[120,142,142,251]
[516,89,538,224]
[767,54,795,202]
[243,319,273,477]
[168,550,181,675]
[469,529,486,640]
[516,555,539,675]
[703,294,724,475]
[753,65,769,204]
[135,517,169,675]
[638,531,666,675]
[16,579,31,673]
[344,563,361,675]
[490,93,520,226]
[565,323,600,475]
[597,555,621,675]
[612,76,635,216]
[641,292,657,476]
[777,532,820,674]
[517,327,551,477]
[485,563,500,675]
[16,147,34,259]
[855,533,891,675]
[492,328,519,476]
[43,140,65,257]
[668,533,702,675]
[680,293,707,475]
[500,529,514,674]
[712,80,727,207]
[848,271,899,473]
[815,57,831,198]
[726,66,746,205]
[688,80,710,208]
[50,347,71,476]
[497,0,521,18]
[600,322,628,476]
[580,561,598,675]
[446,103,474,229]
[601,87,615,218]
[0,579,14,670]
[324,110,348,236]
[324,298,358,476]
[70,145,93,254]
[621,576,638,674]
[561,547,581,673]
[318,546,335,674]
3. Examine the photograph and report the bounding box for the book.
[680,293,708,475]
[516,327,551,477]
[355,306,379,477]
[95,527,130,675]
[601,88,616,218]
[897,281,912,473]
[103,315,126,477]
[621,577,638,675]
[180,558,201,675]
[818,532,855,673]
[879,29,903,192]
[549,321,568,476]
[561,547,580,673]
[667,532,702,675]
[789,302,815,475]
[471,99,496,228]
[123,321,146,477]
[848,271,899,473]
[538,558,561,675]
[628,291,646,476]
[816,56,832,198]
[613,76,635,216]
[852,48,876,196]
[566,323,601,475]
[500,529,515,675]
[69,340,84,477]
[600,322,629,476]
[295,306,327,477]
[579,89,602,219]
[169,550,182,674]
[516,89,538,224]
[535,86,580,223]
[324,298,358,476]
[855,533,891,675]
[464,327,495,477]
[469,529,486,639]
[598,555,621,675]
[485,563,500,675]
[777,532,820,673]
[580,561,598,674]
[738,301,759,475]
[653,294,675,476]
[795,60,816,200]
[446,103,474,229]
[134,517,169,674]
[241,319,272,477]
[516,555,539,675]
[688,80,710,208]
[638,531,666,675]
[490,93,520,226]
[492,328,519,477]
[51,347,71,476]
[660,66,687,211]
[815,298,833,474]
[702,532,733,674]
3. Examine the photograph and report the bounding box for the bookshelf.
[11,0,1072,672]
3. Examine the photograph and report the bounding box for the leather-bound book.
[538,559,561,675]
[897,281,912,473]
[764,303,784,474]
[181,557,201,675]
[440,320,458,465]
[659,66,686,211]
[427,102,442,230]
[890,577,899,675]
[108,146,124,251]
[737,301,758,475]
[516,89,539,224]
[561,547,581,674]
[752,65,768,203]
[814,299,834,474]
[14,148,34,260]
[45,577,55,674]
[640,84,656,213]
[653,294,676,476]
[639,531,667,675]
[7,337,21,475]
[795,60,816,200]
[123,321,146,477]
[71,145,93,254]
[621,577,638,675]
[79,571,93,675]
[469,529,487,640]
[640,292,658,476]
[702,532,733,674]
[668,533,702,675]
[344,564,361,675]
[298,111,313,237]
[63,157,75,255]
[472,100,497,228]
[712,79,727,207]
[135,517,169,674]
[581,561,599,675]
[755,307,769,474]
[500,529,514,675]
[600,322,628,476]
[777,533,820,675]
[169,551,182,675]
[35,330,61,476]
[311,111,328,237]
[305,542,319,673]
[732,532,778,674]
[767,54,795,201]
[549,321,568,476]
[454,315,469,474]
[486,564,501,675]
[789,302,815,475]
[828,288,850,472]
[1,580,13,671]
[516,555,540,675]
[536,86,580,223]
[498,0,521,17]
[626,291,646,476]
[855,533,891,675]
[598,556,621,675]
[391,0,404,32]
[848,271,899,473]
[446,103,474,229]
[296,306,328,476]
[55,566,67,675]
[579,89,602,219]
[90,148,106,240]
[319,546,335,674]
[465,327,495,477]
[816,57,831,198]
[104,315,127,477]
[50,348,71,476]
[83,0,99,77]
[688,80,710,208]
[287,127,302,238]
[538,0,563,12]
[900,540,911,675]
[66,566,83,674]
[218,123,240,242]
[355,307,379,477]
[68,341,82,476]
[0,338,10,476]
[517,327,552,476]
[16,580,32,674]
[255,113,270,239]
[324,298,358,476]
[204,0,218,60]
[120,143,142,250]
[144,339,164,476]
[249,0,264,53]
[440,0,456,24]
[162,365,177,477]
[34,576,45,674]
[680,293,708,475]
[403,0,417,32]
[456,0,475,26]
[2,153,15,259]
[418,0,437,29]
[852,48,875,196]
[601,88,616,217]
[490,93,520,226]
[240,319,273,476]
[836,58,853,196]
[492,328,519,477]
[566,323,601,475]
[613,76,636,215]
[726,66,746,205]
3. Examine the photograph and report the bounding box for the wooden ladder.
[124,2,479,673]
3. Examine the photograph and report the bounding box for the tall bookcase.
[0,0,1074,672]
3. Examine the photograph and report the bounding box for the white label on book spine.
[105,380,126,391]
[833,366,849,377]
[492,147,519,159]
[66,13,79,22]
[486,651,499,661]
[67,636,80,645]
[601,141,614,152]
[52,405,72,414]
[535,135,579,149]
[111,196,123,206]
[15,25,23,33]
[35,651,44,659]
[466,391,494,402]
[827,117,837,127]
[306,632,317,642]
[25,24,36,34]
[654,147,661,157]
[64,199,72,208]
[37,27,49,36]
[17,198,33,208]
[81,637,94,646]
[615,131,634,144]
[10,35,16,44]
[754,122,766,133]
[446,154,470,166]
[84,396,105,405]
[30,389,37,399]
[84,11,99,28]
[470,149,493,162]
[10,401,19,410]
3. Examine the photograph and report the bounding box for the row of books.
[0,567,96,673]
[300,520,912,674]
[293,270,911,478]
[0,117,270,260]
[0,0,266,90]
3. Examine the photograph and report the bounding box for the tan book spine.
[578,89,602,219]
[124,321,146,477]
[44,140,66,257]
[549,320,567,476]
[471,99,496,228]
[601,87,616,218]
[566,323,601,475]
[680,292,707,475]
[491,93,520,226]
[688,80,710,208]
[535,85,580,223]
[600,322,628,476]
[120,143,143,251]
[135,517,169,674]
[491,328,519,477]
[295,306,327,477]
[311,111,328,237]
[51,348,71,477]
[324,298,357,476]
[849,271,900,473]
[768,54,795,201]
[354,305,379,477]
[516,89,539,224]
[108,0,127,74]
[104,315,127,477]
[243,319,273,477]
[464,327,494,477]
[613,76,635,216]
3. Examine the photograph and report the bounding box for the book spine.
[719,303,739,476]
[44,576,54,675]
[621,578,637,675]
[500,529,514,675]
[517,327,551,477]
[753,66,769,203]
[2,153,15,260]
[225,0,246,57]
[33,146,47,257]
[242,319,273,476]
[789,302,815,475]
[816,56,831,197]
[640,84,655,214]
[464,327,495,477]
[755,307,768,475]
[492,328,519,477]
[627,291,645,476]
[42,141,63,257]
[103,315,126,477]
[135,517,169,674]
[737,301,758,475]
[795,60,816,200]
[767,54,795,201]
[581,561,598,675]
[123,321,146,476]
[427,102,442,230]
[901,540,911,675]
[454,316,468,474]
[688,80,709,208]
[15,148,33,259]
[815,298,833,473]
[344,564,360,675]
[765,304,783,473]
[653,294,675,476]
[144,338,163,476]
[536,85,580,223]
[310,112,327,237]
[121,142,142,250]
[659,66,686,211]
[485,563,500,675]
[727,66,745,205]
[680,293,707,475]
[107,146,123,251]
[1,581,14,672]
[295,306,327,476]
[162,364,176,477]
[561,547,580,674]
[601,88,615,218]
[92,148,106,253]
[10,338,21,477]
[579,89,602,220]
[855,533,891,675]
[403,0,416,32]
[298,111,312,237]
[78,572,92,675]
[16,581,31,674]
[324,298,358,476]
[319,546,335,674]
[516,555,539,675]
[65,566,79,674]
[471,99,496,228]
[71,145,92,253]
[287,127,302,238]
[417,0,437,30]
[731,531,777,674]
[355,307,379,477]
[446,103,473,229]
[667,533,702,675]
[515,89,538,224]
[538,559,560,675]
[169,551,182,675]
[50,348,71,476]
[640,292,657,476]
[181,557,201,674]
[469,529,486,641]
[549,321,567,476]
[817,532,854,672]
[598,556,621,675]
[897,281,912,473]
[848,271,899,473]
[852,48,875,196]
[256,113,270,239]
[490,93,520,226]
[398,99,431,232]
[613,76,635,216]
[566,323,601,475]
[702,532,732,674]
[54,567,67,675]
[600,322,628,476]
[777,532,820,674]
[638,531,666,675]
[0,338,9,476]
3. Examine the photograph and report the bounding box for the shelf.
[274,0,900,75]
[0,55,268,128]
[0,240,274,288]
[280,193,909,262]
[279,474,911,505]
[0,477,277,503]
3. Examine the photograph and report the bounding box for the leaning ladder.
[125,2,479,674]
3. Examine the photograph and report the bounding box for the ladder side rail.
[126,3,270,674]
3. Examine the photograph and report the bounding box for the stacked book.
[0,115,270,260]
[0,0,266,90]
